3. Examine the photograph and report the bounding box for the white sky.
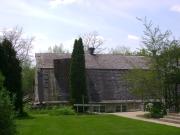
[0,0,180,56]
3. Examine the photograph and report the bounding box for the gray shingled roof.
[35,53,149,69]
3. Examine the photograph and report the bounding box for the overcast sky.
[0,0,180,54]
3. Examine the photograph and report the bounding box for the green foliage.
[0,73,16,135]
[126,69,163,101]
[48,106,76,115]
[127,18,180,112]
[48,44,69,53]
[146,102,166,118]
[157,41,180,112]
[109,47,150,56]
[70,38,88,106]
[0,38,23,114]
[29,108,50,115]
[22,64,35,97]
[135,48,151,56]
[110,46,132,55]
[25,105,76,115]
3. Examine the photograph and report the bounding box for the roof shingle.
[35,53,149,69]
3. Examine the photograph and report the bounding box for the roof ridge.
[35,53,146,57]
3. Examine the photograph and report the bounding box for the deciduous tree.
[48,43,69,53]
[0,26,34,63]
[127,18,180,112]
[82,31,105,53]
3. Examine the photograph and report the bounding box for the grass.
[16,113,180,135]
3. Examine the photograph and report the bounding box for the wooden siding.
[86,69,138,102]
[36,68,59,102]
[36,68,139,103]
[54,59,71,101]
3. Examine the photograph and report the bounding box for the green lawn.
[16,114,180,135]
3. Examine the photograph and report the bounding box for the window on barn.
[43,72,49,89]
[93,106,99,112]
[100,106,105,112]
[122,105,127,112]
[116,105,121,112]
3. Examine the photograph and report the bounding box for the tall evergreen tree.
[0,73,17,135]
[0,38,23,114]
[70,38,88,107]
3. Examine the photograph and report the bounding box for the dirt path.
[111,111,180,128]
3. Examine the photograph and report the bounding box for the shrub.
[49,106,76,116]
[145,103,153,112]
[0,89,16,135]
[146,102,166,118]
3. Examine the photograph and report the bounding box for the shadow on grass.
[16,112,35,120]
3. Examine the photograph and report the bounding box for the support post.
[121,104,122,112]
[82,95,85,112]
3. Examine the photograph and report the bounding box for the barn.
[34,52,149,112]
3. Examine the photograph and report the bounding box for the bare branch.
[47,43,69,53]
[109,46,132,55]
[0,26,34,63]
[82,31,105,54]
[137,17,172,55]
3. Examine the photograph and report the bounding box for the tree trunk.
[174,83,179,112]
